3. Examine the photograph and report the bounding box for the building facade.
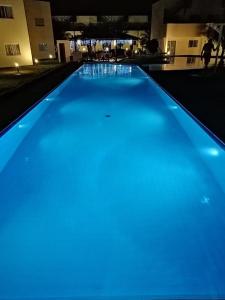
[24,0,55,60]
[151,0,225,59]
[53,14,150,53]
[0,0,55,68]
[0,0,33,67]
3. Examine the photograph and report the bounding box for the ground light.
[14,62,20,75]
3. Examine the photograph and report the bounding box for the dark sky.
[49,0,154,15]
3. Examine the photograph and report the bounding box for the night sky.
[49,0,154,15]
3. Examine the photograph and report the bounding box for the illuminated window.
[186,56,196,64]
[39,43,48,51]
[5,44,21,56]
[35,18,45,26]
[188,40,198,47]
[167,40,176,63]
[0,5,13,18]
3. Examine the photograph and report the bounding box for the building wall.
[151,0,223,55]
[76,16,97,24]
[24,0,55,60]
[165,24,207,55]
[0,0,33,67]
[167,23,205,37]
[151,0,167,50]
[128,15,149,23]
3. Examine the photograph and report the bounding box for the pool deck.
[147,67,225,143]
[0,62,79,133]
[0,63,61,96]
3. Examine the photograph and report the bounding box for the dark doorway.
[59,43,66,63]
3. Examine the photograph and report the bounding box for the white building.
[0,0,55,68]
[151,0,225,59]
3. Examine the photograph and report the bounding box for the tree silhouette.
[206,24,225,67]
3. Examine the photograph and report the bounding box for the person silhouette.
[201,39,216,68]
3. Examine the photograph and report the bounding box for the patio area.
[0,61,61,96]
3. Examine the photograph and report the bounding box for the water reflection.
[145,57,217,71]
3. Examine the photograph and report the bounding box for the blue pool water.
[1,64,225,299]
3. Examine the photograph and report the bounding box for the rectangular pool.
[1,63,225,299]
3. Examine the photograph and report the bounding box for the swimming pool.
[1,63,225,299]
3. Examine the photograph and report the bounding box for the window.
[5,44,21,56]
[188,40,198,48]
[187,56,196,64]
[39,43,48,51]
[167,40,176,54]
[167,40,176,63]
[0,5,13,18]
[35,18,45,26]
